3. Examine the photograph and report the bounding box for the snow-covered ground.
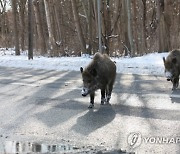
[0,48,168,76]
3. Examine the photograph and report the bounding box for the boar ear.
[90,68,97,77]
[163,57,166,63]
[80,67,83,73]
[172,58,177,64]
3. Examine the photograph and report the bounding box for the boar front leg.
[101,88,106,105]
[88,92,95,108]
[172,77,179,90]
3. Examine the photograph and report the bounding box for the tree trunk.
[157,0,170,52]
[126,0,134,56]
[19,0,27,51]
[102,0,111,55]
[56,0,65,55]
[28,0,33,59]
[11,0,20,55]
[71,0,86,54]
[142,0,147,51]
[54,0,61,43]
[81,0,93,54]
[33,0,47,55]
[111,0,120,34]
[122,0,130,56]
[87,0,93,55]
[44,0,57,56]
[0,0,7,48]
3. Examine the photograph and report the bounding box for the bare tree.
[71,0,86,54]
[2,0,179,57]
[28,0,33,59]
[0,0,7,47]
[142,0,147,51]
[102,0,111,54]
[44,0,58,56]
[157,0,170,52]
[11,0,20,55]
[55,0,65,55]
[33,0,47,55]
[126,0,134,56]
[18,0,27,51]
[81,0,93,54]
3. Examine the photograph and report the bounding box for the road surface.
[0,66,179,153]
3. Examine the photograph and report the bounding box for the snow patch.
[0,49,168,76]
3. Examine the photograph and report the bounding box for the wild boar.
[80,52,116,108]
[163,49,180,90]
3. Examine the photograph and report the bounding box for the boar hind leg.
[101,88,106,105]
[106,86,112,104]
[172,77,179,90]
[88,92,95,108]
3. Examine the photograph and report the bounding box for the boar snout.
[165,71,172,81]
[81,88,89,97]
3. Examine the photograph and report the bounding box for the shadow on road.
[113,104,180,121]
[171,89,180,103]
[115,74,180,120]
[35,100,86,127]
[0,70,82,131]
[34,73,179,132]
[71,105,116,135]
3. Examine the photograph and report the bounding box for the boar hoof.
[106,102,111,106]
[172,83,179,90]
[172,87,177,91]
[88,104,94,108]
[101,98,106,105]
[101,102,104,105]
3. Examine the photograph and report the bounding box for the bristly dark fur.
[163,49,180,90]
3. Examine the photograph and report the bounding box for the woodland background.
[0,0,180,57]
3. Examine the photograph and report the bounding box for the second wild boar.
[163,49,180,90]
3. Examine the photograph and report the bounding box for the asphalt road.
[0,66,179,153]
